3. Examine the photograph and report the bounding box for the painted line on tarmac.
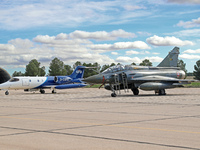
[1,116,200,135]
[0,125,198,150]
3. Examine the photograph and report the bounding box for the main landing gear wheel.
[111,93,117,97]
[159,89,166,95]
[40,89,45,94]
[52,90,56,94]
[132,88,139,95]
[5,91,9,95]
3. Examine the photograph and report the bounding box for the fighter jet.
[84,47,195,97]
[0,66,88,95]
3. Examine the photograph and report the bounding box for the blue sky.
[0,0,200,75]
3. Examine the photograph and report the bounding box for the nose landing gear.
[5,91,9,95]
[111,93,117,97]
[40,89,45,94]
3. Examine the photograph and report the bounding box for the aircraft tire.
[159,89,166,95]
[111,93,117,97]
[52,90,56,94]
[5,91,9,95]
[40,89,45,94]
[132,88,139,95]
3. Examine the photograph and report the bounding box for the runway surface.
[0,88,200,150]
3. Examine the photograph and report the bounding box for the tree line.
[12,58,155,78]
[12,57,200,79]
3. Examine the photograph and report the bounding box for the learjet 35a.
[84,47,196,97]
[0,66,88,95]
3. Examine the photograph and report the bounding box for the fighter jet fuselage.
[84,47,195,97]
[84,65,186,90]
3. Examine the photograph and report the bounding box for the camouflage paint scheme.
[84,47,196,97]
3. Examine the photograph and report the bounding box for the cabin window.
[9,78,19,82]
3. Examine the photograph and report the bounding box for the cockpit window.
[102,65,125,73]
[9,78,19,82]
[102,68,112,73]
[125,65,149,70]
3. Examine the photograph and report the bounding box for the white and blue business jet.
[0,66,88,95]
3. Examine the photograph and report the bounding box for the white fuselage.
[0,77,47,90]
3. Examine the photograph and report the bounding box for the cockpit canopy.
[102,64,150,73]
[102,65,125,73]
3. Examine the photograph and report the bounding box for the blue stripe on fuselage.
[34,76,76,89]
[34,76,53,89]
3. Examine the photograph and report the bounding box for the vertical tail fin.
[157,47,180,67]
[69,66,86,79]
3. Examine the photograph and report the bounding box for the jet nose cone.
[0,81,10,89]
[83,76,96,84]
[83,75,103,84]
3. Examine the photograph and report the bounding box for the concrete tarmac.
[0,88,200,150]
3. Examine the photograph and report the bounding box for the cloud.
[33,34,92,49]
[69,29,136,41]
[165,29,200,37]
[146,35,194,46]
[113,41,151,49]
[0,29,154,69]
[33,35,56,44]
[0,44,15,51]
[0,38,55,66]
[123,5,146,11]
[90,41,151,51]
[116,56,162,64]
[3,29,196,70]
[125,50,150,55]
[177,17,200,28]
[137,31,152,37]
[3,30,145,67]
[152,52,160,55]
[9,38,34,49]
[143,56,163,62]
[183,49,200,54]
[0,0,152,30]
[167,0,200,4]
[33,30,137,47]
[116,56,141,64]
[126,50,140,55]
[0,38,35,56]
[111,52,118,55]
[180,54,200,59]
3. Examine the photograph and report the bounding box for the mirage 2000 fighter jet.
[84,47,196,97]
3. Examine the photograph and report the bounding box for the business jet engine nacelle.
[54,76,72,84]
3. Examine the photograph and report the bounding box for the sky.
[0,0,200,75]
